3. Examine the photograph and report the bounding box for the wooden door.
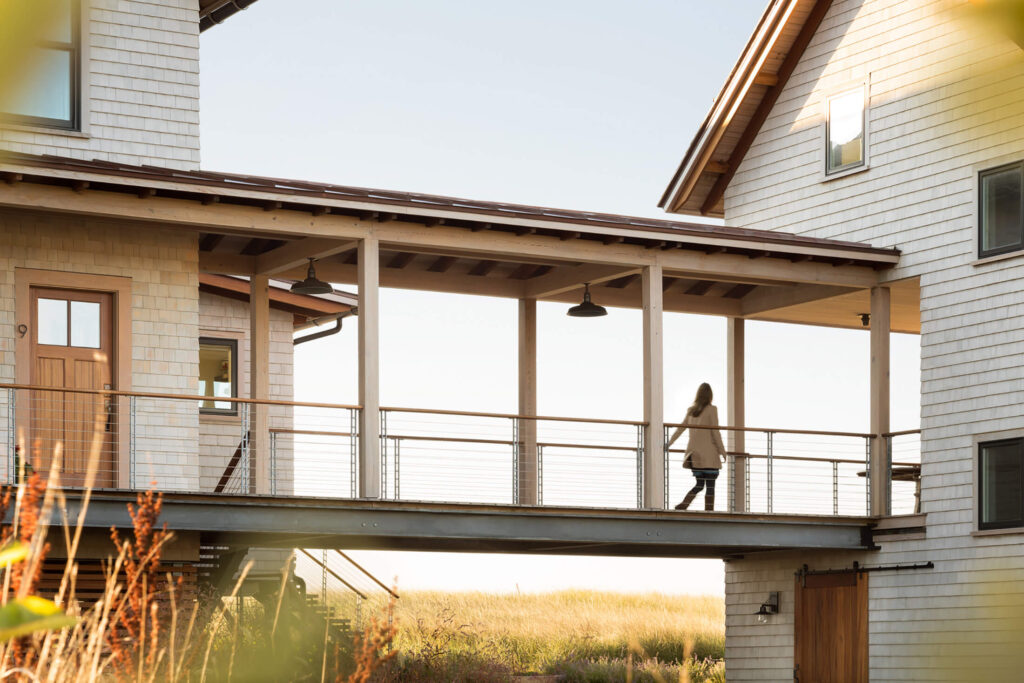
[794,572,868,683]
[29,288,115,487]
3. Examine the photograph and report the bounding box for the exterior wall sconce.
[858,312,870,327]
[567,283,607,317]
[756,592,780,623]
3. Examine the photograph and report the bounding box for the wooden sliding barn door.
[794,571,868,683]
[29,287,116,487]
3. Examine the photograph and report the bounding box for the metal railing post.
[269,431,278,496]
[663,425,671,510]
[744,456,750,512]
[537,444,544,506]
[129,395,137,489]
[239,402,250,494]
[394,438,401,501]
[885,434,893,517]
[350,408,358,498]
[379,409,387,499]
[865,435,872,516]
[636,425,644,510]
[832,460,839,516]
[6,388,15,485]
[727,453,735,513]
[512,418,520,505]
[766,431,774,514]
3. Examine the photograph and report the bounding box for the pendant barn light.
[290,258,334,295]
[567,283,607,318]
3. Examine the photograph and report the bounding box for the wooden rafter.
[469,260,498,277]
[428,256,457,273]
[387,252,416,269]
[606,274,640,289]
[685,280,716,296]
[199,233,225,252]
[724,283,757,299]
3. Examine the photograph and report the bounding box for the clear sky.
[199,1,920,595]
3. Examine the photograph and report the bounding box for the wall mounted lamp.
[755,592,780,623]
[858,312,870,327]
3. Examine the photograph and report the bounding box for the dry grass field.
[358,590,726,682]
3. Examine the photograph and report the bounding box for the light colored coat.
[678,405,727,470]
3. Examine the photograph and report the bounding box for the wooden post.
[249,275,270,494]
[727,317,746,513]
[517,298,538,505]
[642,265,665,509]
[870,286,891,517]
[358,236,381,499]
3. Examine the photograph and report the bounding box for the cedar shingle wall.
[0,0,201,169]
[722,0,1024,679]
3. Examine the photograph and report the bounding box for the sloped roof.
[0,152,899,265]
[660,0,832,216]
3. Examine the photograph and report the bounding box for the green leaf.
[0,596,77,642]
[0,542,29,567]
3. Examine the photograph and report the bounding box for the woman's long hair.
[688,383,713,418]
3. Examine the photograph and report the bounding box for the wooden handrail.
[882,429,921,438]
[380,405,646,427]
[0,383,361,411]
[665,422,874,439]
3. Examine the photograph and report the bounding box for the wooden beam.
[642,265,665,509]
[358,237,381,499]
[312,206,331,217]
[545,287,742,317]
[508,264,537,280]
[201,195,220,205]
[198,252,255,275]
[560,231,581,241]
[700,0,835,215]
[282,260,526,299]
[2,172,22,185]
[607,274,640,289]
[250,275,271,494]
[71,180,88,193]
[753,72,779,87]
[741,284,856,316]
[662,277,677,292]
[263,200,282,212]
[524,264,638,299]
[255,237,359,275]
[518,298,538,505]
[705,161,730,174]
[870,286,890,516]
[137,187,156,199]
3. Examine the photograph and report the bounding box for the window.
[979,162,1024,258]
[199,338,238,415]
[37,296,100,348]
[979,438,1024,530]
[826,87,866,175]
[2,0,80,129]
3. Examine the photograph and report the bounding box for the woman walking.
[667,383,727,511]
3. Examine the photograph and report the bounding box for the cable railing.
[0,383,920,517]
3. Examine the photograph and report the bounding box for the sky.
[199,1,921,595]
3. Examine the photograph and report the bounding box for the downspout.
[293,310,354,346]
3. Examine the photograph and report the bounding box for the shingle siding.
[720,0,1024,679]
[0,0,201,169]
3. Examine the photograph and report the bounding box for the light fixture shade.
[290,258,334,295]
[567,283,607,317]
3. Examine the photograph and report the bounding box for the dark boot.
[676,490,698,510]
[704,492,715,511]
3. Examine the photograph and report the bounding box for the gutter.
[293,310,355,346]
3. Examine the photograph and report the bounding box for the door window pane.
[70,301,100,348]
[981,165,1023,255]
[980,440,1024,529]
[199,339,237,413]
[37,298,68,346]
[827,89,865,174]
[8,48,72,122]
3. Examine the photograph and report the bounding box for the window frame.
[824,84,868,177]
[977,161,1024,260]
[978,437,1024,531]
[2,0,81,131]
[199,337,239,416]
